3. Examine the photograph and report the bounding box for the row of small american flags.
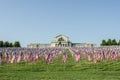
[0,48,65,64]
[69,46,120,63]
[0,46,120,64]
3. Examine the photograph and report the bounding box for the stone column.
[65,44,67,47]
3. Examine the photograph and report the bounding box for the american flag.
[10,52,16,63]
[87,54,92,62]
[75,53,81,62]
[62,52,67,64]
[5,52,9,64]
[0,51,2,64]
[46,53,51,64]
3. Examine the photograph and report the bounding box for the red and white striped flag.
[17,55,21,63]
[46,54,51,64]
[6,52,9,64]
[0,51,3,64]
[87,54,92,62]
[62,53,67,64]
[75,54,81,62]
[11,55,15,63]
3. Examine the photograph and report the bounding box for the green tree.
[9,42,13,47]
[0,41,4,47]
[111,39,117,45]
[118,40,120,45]
[4,41,9,47]
[101,40,107,46]
[14,41,21,47]
[107,39,112,46]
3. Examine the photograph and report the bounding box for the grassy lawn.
[0,51,120,80]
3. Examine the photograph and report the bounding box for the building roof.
[55,34,69,38]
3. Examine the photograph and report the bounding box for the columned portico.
[51,34,72,47]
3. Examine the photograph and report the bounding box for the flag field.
[0,51,120,80]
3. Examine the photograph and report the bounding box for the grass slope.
[0,51,120,80]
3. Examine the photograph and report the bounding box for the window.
[58,37,64,41]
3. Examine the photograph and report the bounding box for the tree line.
[0,41,21,47]
[101,39,120,46]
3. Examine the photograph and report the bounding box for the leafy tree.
[111,39,117,45]
[4,41,9,47]
[101,40,107,46]
[0,41,4,47]
[107,39,112,46]
[14,41,21,47]
[0,40,21,47]
[118,40,120,45]
[9,42,13,47]
[101,39,120,46]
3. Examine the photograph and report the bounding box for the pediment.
[52,34,70,42]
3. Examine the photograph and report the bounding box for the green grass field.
[0,52,120,80]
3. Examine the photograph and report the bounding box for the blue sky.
[0,0,120,47]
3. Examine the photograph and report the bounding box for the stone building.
[27,34,96,48]
[51,35,72,47]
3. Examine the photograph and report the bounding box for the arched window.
[58,37,64,41]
